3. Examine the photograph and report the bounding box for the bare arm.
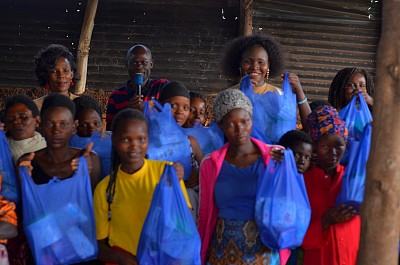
[287,73,311,130]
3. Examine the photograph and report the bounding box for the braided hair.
[328,67,375,110]
[106,108,149,221]
[73,95,102,120]
[220,34,285,80]
[278,130,313,149]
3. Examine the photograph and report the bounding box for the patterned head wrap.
[213,88,253,122]
[306,105,348,142]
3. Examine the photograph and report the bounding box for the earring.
[44,83,50,90]
[70,81,75,87]
[266,69,270,80]
[239,67,242,76]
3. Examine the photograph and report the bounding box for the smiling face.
[240,45,270,87]
[5,103,40,141]
[41,107,76,149]
[76,109,103,137]
[112,119,148,172]
[186,97,206,127]
[48,57,74,95]
[163,96,190,127]
[220,108,252,146]
[316,134,346,172]
[344,72,367,105]
[126,46,153,86]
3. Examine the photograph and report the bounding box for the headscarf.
[306,105,348,142]
[213,88,253,122]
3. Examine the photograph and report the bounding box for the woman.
[198,88,284,265]
[220,34,311,132]
[33,44,79,110]
[302,105,359,265]
[328,67,374,111]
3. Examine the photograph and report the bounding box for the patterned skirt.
[207,218,280,265]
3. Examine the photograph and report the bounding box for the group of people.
[0,32,375,265]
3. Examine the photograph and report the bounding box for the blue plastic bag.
[20,156,98,265]
[240,73,297,144]
[137,164,201,265]
[0,130,19,203]
[255,149,311,250]
[182,122,224,156]
[144,100,192,180]
[336,122,372,212]
[69,131,112,179]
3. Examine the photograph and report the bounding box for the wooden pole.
[240,0,253,36]
[75,0,98,94]
[357,1,400,264]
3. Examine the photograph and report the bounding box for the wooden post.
[75,0,98,94]
[357,1,400,264]
[240,0,253,36]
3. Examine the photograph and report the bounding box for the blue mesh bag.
[0,130,19,203]
[182,122,224,156]
[20,156,98,265]
[336,122,372,212]
[240,73,297,144]
[255,149,311,250]
[339,93,372,165]
[144,100,192,180]
[69,131,112,179]
[137,164,201,265]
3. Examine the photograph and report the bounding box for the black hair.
[189,91,206,104]
[41,93,76,118]
[220,34,285,79]
[106,108,149,221]
[328,67,375,110]
[34,44,79,88]
[159,81,190,103]
[4,94,40,118]
[309,100,331,111]
[73,95,102,120]
[278,130,313,149]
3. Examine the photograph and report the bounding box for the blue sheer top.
[214,157,265,220]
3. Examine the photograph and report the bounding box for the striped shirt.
[106,79,169,126]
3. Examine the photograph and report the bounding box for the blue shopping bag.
[144,100,192,180]
[20,156,98,265]
[182,122,224,156]
[69,131,112,179]
[336,122,372,212]
[137,164,201,265]
[255,149,311,250]
[0,130,19,203]
[240,73,297,144]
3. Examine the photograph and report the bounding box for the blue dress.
[207,157,280,265]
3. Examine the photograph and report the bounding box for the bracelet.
[297,97,308,105]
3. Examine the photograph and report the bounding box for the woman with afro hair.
[220,34,311,131]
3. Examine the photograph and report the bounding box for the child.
[198,88,284,265]
[93,108,191,264]
[278,130,313,174]
[185,91,207,128]
[4,94,47,163]
[72,95,111,179]
[302,105,359,265]
[158,81,203,223]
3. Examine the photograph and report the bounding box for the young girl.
[302,105,359,265]
[158,81,203,222]
[93,108,191,264]
[33,44,79,110]
[198,88,284,265]
[4,94,47,163]
[185,91,207,128]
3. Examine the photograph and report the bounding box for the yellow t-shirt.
[93,159,192,255]
[34,92,79,110]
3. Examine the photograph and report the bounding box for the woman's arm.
[288,73,311,130]
[97,239,138,265]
